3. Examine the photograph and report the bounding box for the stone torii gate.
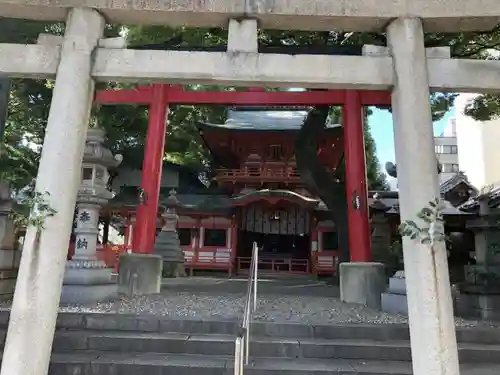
[2,2,500,375]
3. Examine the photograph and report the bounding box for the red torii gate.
[94,85,391,263]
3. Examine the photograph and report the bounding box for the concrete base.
[381,293,408,315]
[60,283,117,304]
[61,265,117,304]
[388,277,406,294]
[64,267,115,284]
[455,292,500,320]
[381,275,409,315]
[340,262,386,309]
[118,253,163,297]
[162,262,186,278]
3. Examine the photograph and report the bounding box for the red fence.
[237,257,309,274]
[183,248,233,276]
[68,244,337,276]
[96,245,130,271]
[311,251,338,276]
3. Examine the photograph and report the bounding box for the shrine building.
[100,107,476,277]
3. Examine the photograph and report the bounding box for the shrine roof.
[459,182,500,212]
[107,186,474,217]
[199,108,341,131]
[368,190,473,216]
[230,189,320,207]
[109,186,230,212]
[386,199,471,216]
[440,172,477,196]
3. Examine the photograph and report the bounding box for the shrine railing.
[311,251,338,276]
[96,244,130,271]
[183,248,233,276]
[237,257,309,274]
[234,242,258,375]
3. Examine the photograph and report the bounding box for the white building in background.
[454,93,500,189]
[434,118,459,184]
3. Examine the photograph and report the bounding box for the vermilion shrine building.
[97,104,476,278]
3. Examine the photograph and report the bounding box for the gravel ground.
[0,289,496,327]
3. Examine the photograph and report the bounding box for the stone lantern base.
[60,260,117,304]
[154,230,186,278]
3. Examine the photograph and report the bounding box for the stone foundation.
[339,262,385,309]
[455,284,500,321]
[60,283,117,304]
[118,253,163,296]
[61,262,117,304]
[381,271,408,315]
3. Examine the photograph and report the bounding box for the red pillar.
[132,84,169,253]
[343,91,371,262]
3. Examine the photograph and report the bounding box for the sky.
[368,107,454,188]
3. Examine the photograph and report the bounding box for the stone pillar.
[0,8,104,375]
[387,18,459,375]
[0,183,19,300]
[61,128,122,304]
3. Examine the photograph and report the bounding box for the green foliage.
[3,20,500,192]
[364,120,389,190]
[399,198,446,245]
[10,191,57,230]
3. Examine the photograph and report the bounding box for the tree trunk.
[294,106,350,271]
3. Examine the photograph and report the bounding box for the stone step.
[41,352,500,375]
[1,311,499,345]
[3,322,500,366]
[25,330,500,364]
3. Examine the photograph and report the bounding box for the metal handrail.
[234,242,259,375]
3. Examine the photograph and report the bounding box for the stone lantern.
[153,189,186,277]
[0,182,19,300]
[61,128,122,303]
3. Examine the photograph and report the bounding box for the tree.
[0,19,121,190]
[4,20,500,192]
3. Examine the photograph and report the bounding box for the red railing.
[237,257,309,274]
[311,251,338,276]
[96,244,130,272]
[183,248,233,276]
